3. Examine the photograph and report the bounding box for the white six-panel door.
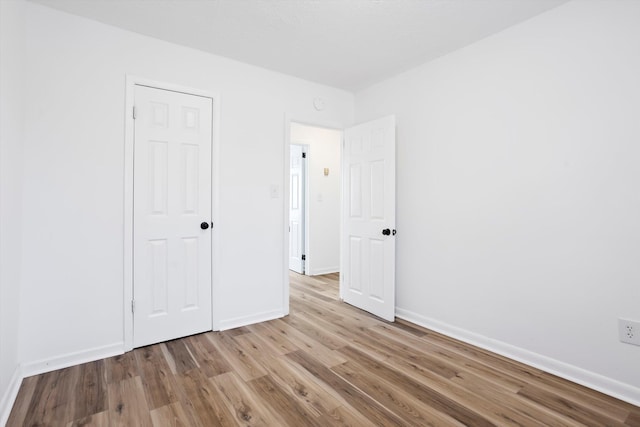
[341,115,396,321]
[289,145,305,274]
[133,85,213,347]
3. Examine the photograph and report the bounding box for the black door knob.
[382,228,391,236]
[200,222,210,230]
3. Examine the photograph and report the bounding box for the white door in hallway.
[133,84,213,347]
[341,115,396,321]
[289,144,306,274]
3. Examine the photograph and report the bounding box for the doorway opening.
[283,115,396,322]
[288,122,342,278]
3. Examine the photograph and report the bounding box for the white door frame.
[124,76,221,351]
[283,114,344,315]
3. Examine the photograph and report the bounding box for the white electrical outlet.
[618,318,640,346]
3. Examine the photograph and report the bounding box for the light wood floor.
[8,272,640,426]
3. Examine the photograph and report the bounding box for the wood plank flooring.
[8,272,640,426]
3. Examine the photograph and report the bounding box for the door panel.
[341,115,396,321]
[289,145,305,274]
[133,85,213,347]
[149,239,168,315]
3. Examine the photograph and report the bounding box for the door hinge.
[302,152,306,159]
[131,300,135,313]
[302,254,306,260]
[132,106,137,120]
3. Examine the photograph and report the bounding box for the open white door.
[133,85,213,347]
[341,115,396,321]
[289,145,306,274]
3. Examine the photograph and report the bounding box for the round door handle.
[200,222,210,230]
[382,228,391,236]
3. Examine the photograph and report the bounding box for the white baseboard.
[21,342,124,378]
[308,267,339,276]
[396,307,640,407]
[218,309,285,331]
[0,365,23,427]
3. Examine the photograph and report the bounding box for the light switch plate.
[270,184,280,199]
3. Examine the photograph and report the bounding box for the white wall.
[6,0,640,414]
[355,0,640,404]
[0,0,25,422]
[290,123,341,275]
[19,3,353,369]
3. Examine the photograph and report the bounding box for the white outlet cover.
[618,318,640,346]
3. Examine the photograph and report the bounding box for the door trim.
[283,114,344,316]
[124,76,220,351]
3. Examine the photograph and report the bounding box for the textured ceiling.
[28,0,568,92]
